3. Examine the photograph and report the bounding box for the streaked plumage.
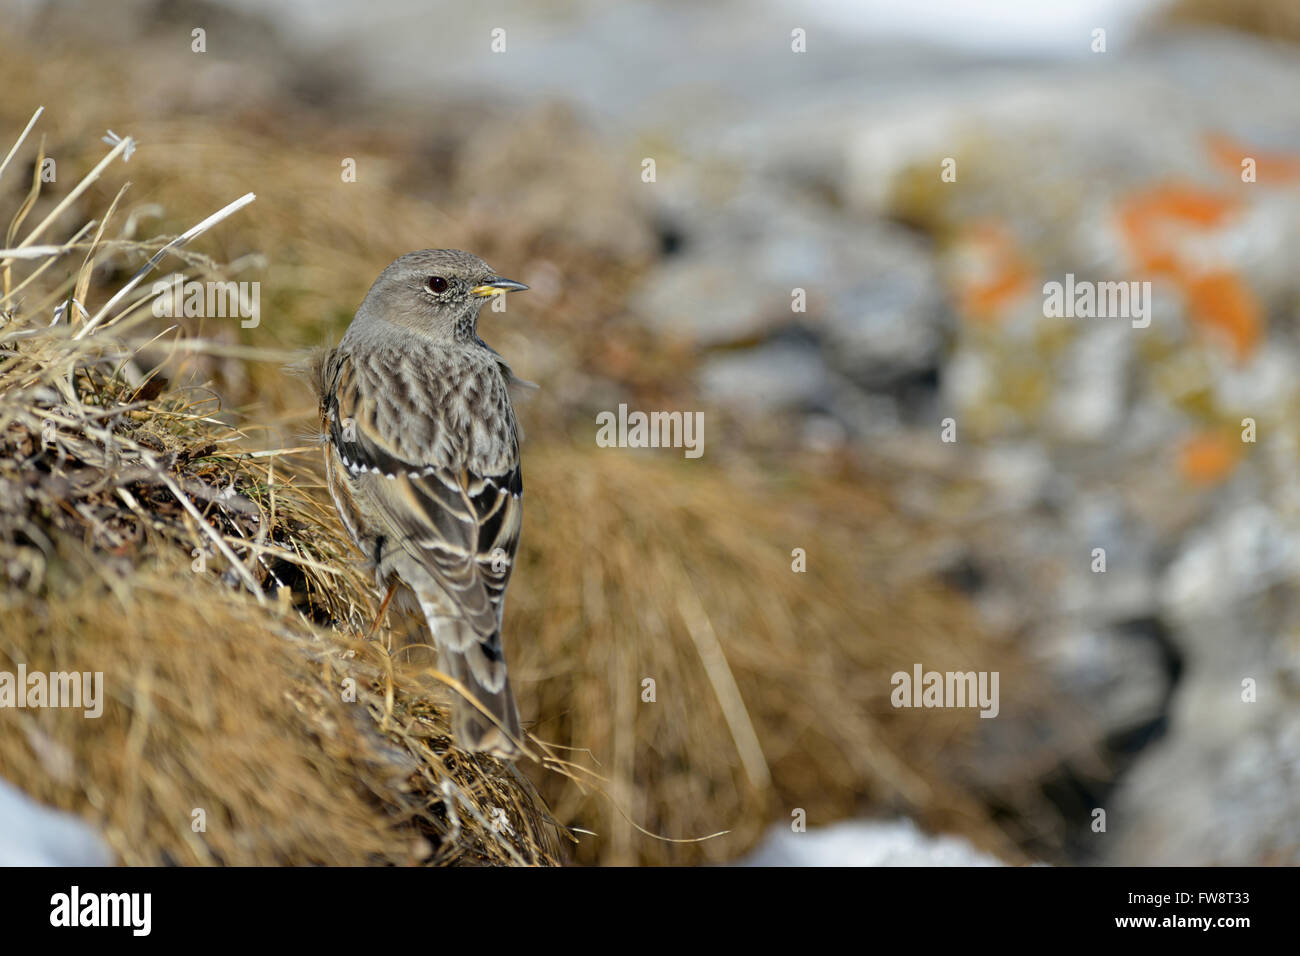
[310,249,530,758]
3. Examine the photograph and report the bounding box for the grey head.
[345,249,527,345]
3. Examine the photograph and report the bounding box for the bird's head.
[354,248,528,341]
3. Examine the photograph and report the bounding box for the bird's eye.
[428,275,448,294]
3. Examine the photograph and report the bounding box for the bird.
[309,249,531,758]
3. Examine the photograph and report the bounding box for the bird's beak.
[471,277,529,297]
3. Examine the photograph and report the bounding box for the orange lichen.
[1178,430,1242,485]
[1118,183,1236,276]
[955,222,1033,324]
[1181,270,1262,359]
[1116,182,1262,361]
[1206,132,1300,184]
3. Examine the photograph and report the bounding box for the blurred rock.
[976,443,1052,513]
[819,224,949,389]
[631,250,798,346]
[632,184,948,388]
[699,339,833,415]
[1047,323,1132,443]
[1035,621,1175,739]
[1105,637,1300,864]
[1161,503,1299,616]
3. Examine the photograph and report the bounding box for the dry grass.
[507,448,1038,864]
[1163,0,1300,44]
[0,116,563,865]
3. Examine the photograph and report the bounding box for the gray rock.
[633,190,948,393]
[819,225,948,388]
[631,250,799,346]
[1161,503,1299,617]
[1034,623,1171,737]
[699,340,833,415]
[1105,678,1300,865]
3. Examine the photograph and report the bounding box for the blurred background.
[3,0,1299,865]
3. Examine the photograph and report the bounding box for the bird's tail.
[415,597,523,758]
[442,642,523,759]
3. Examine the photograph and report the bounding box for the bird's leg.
[365,581,399,642]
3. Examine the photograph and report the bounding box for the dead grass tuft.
[0,113,562,865]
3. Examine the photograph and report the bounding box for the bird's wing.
[323,349,522,639]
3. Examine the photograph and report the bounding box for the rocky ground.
[619,18,1300,864]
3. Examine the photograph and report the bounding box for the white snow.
[0,778,114,866]
[741,818,1005,867]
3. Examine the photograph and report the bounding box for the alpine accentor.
[311,249,530,758]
